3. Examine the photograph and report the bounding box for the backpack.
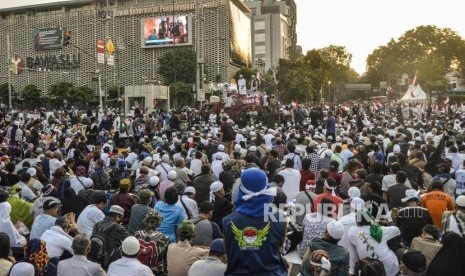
[89,222,118,269]
[137,238,160,271]
[354,258,387,276]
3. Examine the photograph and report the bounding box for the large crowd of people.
[0,100,465,276]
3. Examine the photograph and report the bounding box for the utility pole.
[103,0,110,111]
[195,3,206,105]
[6,33,12,109]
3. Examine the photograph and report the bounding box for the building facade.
[244,0,297,71]
[0,0,251,101]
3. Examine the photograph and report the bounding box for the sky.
[294,0,465,75]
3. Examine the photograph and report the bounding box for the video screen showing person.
[142,15,189,47]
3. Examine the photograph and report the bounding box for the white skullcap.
[456,195,465,207]
[393,145,401,154]
[83,178,94,188]
[167,170,177,180]
[326,221,345,240]
[210,181,223,202]
[234,144,242,150]
[149,176,160,187]
[348,187,361,199]
[26,168,36,177]
[9,262,35,276]
[143,156,153,165]
[122,236,140,255]
[321,143,328,149]
[184,186,196,194]
[161,154,170,163]
[324,149,333,157]
[249,146,257,152]
[218,144,225,151]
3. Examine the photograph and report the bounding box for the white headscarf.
[0,202,26,247]
[209,181,224,202]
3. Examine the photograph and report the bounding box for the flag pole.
[7,33,12,109]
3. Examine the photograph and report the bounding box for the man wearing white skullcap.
[107,236,153,275]
[301,220,349,276]
[209,181,231,230]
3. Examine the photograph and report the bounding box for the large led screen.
[141,15,191,48]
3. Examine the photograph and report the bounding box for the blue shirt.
[30,214,56,239]
[326,116,336,133]
[155,201,186,242]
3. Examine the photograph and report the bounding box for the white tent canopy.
[400,84,428,103]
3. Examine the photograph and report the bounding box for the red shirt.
[300,170,315,191]
[312,192,344,214]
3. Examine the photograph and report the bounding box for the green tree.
[48,82,74,108]
[71,86,95,106]
[365,25,465,91]
[158,49,197,84]
[276,59,314,103]
[170,82,193,108]
[259,69,278,94]
[234,67,257,89]
[22,84,42,109]
[0,83,14,106]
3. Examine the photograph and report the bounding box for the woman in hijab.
[0,201,26,248]
[426,232,465,276]
[23,239,57,276]
[6,185,33,228]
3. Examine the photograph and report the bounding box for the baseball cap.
[43,199,59,210]
[401,189,420,203]
[122,236,140,255]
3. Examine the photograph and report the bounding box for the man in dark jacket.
[301,221,349,276]
[91,204,129,268]
[193,165,216,204]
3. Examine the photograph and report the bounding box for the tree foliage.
[48,82,74,108]
[170,82,193,108]
[0,83,14,105]
[22,85,42,109]
[158,49,197,84]
[259,69,278,94]
[275,45,357,103]
[72,86,95,103]
[364,25,465,92]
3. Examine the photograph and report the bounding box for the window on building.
[255,45,266,55]
[255,21,265,30]
[255,33,265,43]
